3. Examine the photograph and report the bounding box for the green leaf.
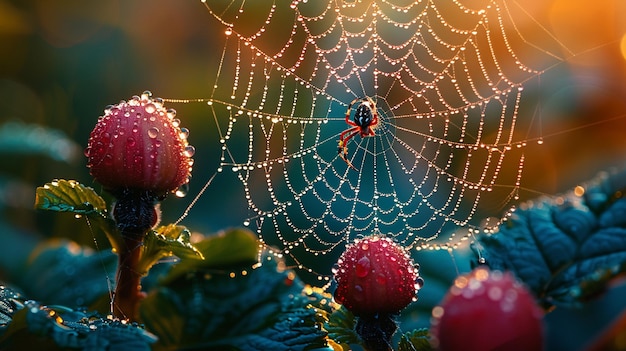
[17,240,117,308]
[140,252,332,351]
[473,168,626,308]
[0,121,81,163]
[1,300,156,351]
[35,179,121,251]
[137,224,204,276]
[325,306,359,348]
[398,329,433,351]
[35,179,107,214]
[161,228,259,284]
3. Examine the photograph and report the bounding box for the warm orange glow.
[621,34,626,62]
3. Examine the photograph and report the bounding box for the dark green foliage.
[325,306,359,348]
[16,240,116,308]
[398,329,432,351]
[140,234,334,351]
[0,301,156,351]
[0,121,80,163]
[473,168,626,309]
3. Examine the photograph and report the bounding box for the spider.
[338,97,379,170]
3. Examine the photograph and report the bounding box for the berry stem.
[356,314,397,351]
[113,231,144,320]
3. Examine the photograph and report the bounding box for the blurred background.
[0,0,625,350]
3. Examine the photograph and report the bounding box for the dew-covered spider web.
[171,0,574,280]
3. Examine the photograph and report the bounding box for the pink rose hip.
[85,91,193,197]
[333,235,423,351]
[430,267,544,351]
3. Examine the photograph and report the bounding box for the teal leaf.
[17,240,117,308]
[1,300,156,351]
[398,329,433,351]
[161,228,259,284]
[35,179,121,251]
[325,306,359,348]
[140,252,331,351]
[473,168,626,308]
[0,285,25,337]
[138,224,204,276]
[0,121,81,163]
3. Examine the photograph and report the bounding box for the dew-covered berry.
[85,91,194,197]
[430,267,544,351]
[333,235,423,316]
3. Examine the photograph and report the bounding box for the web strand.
[188,0,575,280]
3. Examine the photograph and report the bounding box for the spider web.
[178,0,567,280]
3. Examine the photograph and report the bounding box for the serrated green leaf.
[35,179,121,251]
[17,240,117,308]
[325,306,359,348]
[137,224,204,276]
[161,228,259,284]
[398,329,432,351]
[35,179,107,214]
[140,253,331,351]
[1,300,157,351]
[473,168,626,309]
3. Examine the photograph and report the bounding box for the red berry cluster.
[85,91,194,197]
[430,267,544,351]
[333,235,422,316]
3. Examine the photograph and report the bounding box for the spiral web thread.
[179,0,566,281]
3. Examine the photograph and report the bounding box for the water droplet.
[353,284,364,301]
[104,154,114,165]
[74,214,82,219]
[148,127,159,138]
[478,257,487,264]
[415,277,425,290]
[355,256,370,277]
[172,118,181,127]
[83,148,90,157]
[179,127,189,140]
[127,137,136,147]
[360,242,369,251]
[166,108,177,119]
[183,145,196,157]
[331,263,340,275]
[243,220,250,226]
[145,103,156,113]
[175,183,189,198]
[141,90,152,99]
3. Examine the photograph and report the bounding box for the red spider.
[338,97,379,170]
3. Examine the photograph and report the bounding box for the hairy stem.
[356,314,398,351]
[113,232,144,320]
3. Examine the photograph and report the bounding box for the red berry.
[85,91,193,196]
[333,235,422,316]
[430,267,544,351]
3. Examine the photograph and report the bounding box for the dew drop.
[183,145,196,157]
[148,127,159,139]
[415,277,425,290]
[179,127,189,140]
[104,154,114,165]
[360,242,369,251]
[145,104,156,113]
[175,183,189,198]
[141,90,152,99]
[355,256,370,277]
[353,284,364,301]
[127,137,136,147]
[243,220,250,227]
[166,108,177,119]
[331,263,340,275]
